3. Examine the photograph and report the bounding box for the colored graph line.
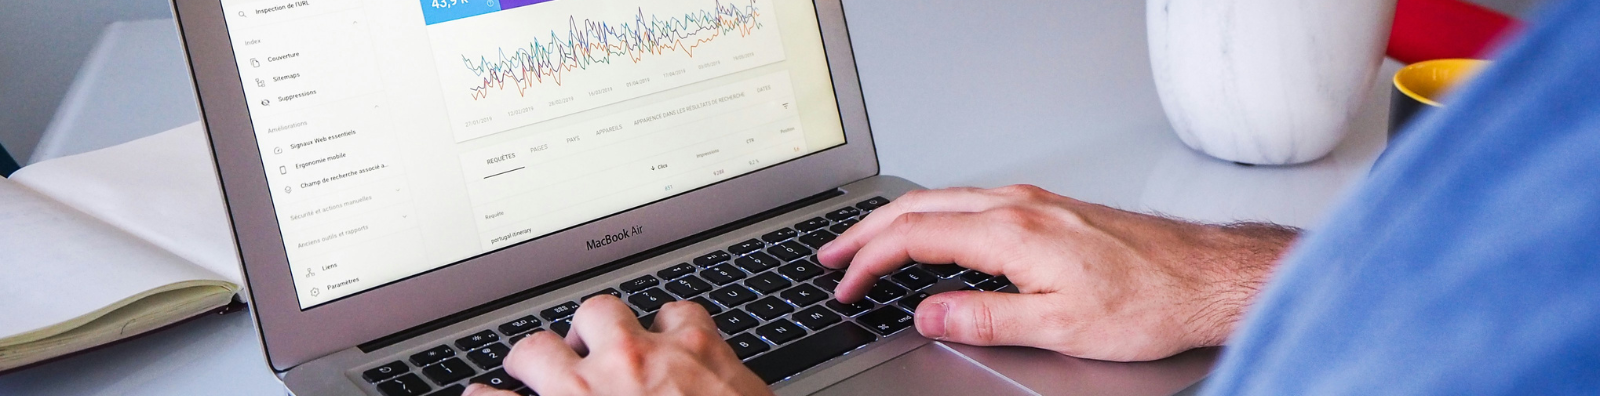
[457,0,765,100]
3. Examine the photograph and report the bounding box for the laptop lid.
[173,0,878,371]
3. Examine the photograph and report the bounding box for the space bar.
[745,322,878,384]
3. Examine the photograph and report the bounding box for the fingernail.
[819,241,835,254]
[917,302,948,339]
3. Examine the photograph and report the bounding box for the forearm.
[1184,222,1300,347]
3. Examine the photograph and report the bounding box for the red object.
[1388,0,1523,64]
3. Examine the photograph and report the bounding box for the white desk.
[0,1,1395,394]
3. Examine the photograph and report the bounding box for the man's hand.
[817,185,1296,362]
[464,296,771,396]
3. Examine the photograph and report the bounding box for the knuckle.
[968,299,1001,344]
[995,184,1047,198]
[677,327,722,354]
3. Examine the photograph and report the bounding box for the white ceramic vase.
[1147,0,1396,165]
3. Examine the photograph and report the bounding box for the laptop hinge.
[358,188,846,352]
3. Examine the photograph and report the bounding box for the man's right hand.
[816,185,1297,362]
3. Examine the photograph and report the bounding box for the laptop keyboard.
[358,196,1017,396]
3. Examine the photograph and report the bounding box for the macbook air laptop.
[172,0,1213,394]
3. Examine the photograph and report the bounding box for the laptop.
[172,0,1212,394]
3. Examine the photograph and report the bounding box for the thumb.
[915,291,1060,348]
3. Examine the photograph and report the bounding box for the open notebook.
[0,122,244,372]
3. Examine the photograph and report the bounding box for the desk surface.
[0,1,1393,394]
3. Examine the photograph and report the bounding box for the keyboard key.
[734,252,782,273]
[795,217,831,233]
[377,373,433,396]
[506,329,540,346]
[497,316,541,336]
[891,267,938,290]
[797,229,837,248]
[858,307,915,335]
[409,345,455,366]
[976,276,1013,292]
[539,301,580,321]
[792,305,842,330]
[761,228,799,244]
[664,276,712,298]
[777,260,823,282]
[726,333,771,359]
[471,368,524,390]
[657,263,696,280]
[714,309,759,334]
[745,323,877,384]
[700,264,748,285]
[709,285,758,307]
[466,342,511,369]
[865,280,909,304]
[583,288,622,301]
[421,358,475,385]
[898,291,932,312]
[958,271,994,286]
[824,206,862,221]
[766,241,812,262]
[919,263,965,278]
[826,300,874,317]
[779,284,827,307]
[855,196,891,211]
[747,297,795,320]
[454,331,499,352]
[619,275,660,293]
[828,218,859,235]
[694,250,733,267]
[423,384,464,396]
[813,272,844,292]
[757,320,808,345]
[628,288,677,312]
[513,388,536,396]
[728,239,765,256]
[687,296,724,315]
[363,361,409,383]
[550,320,571,337]
[745,272,793,295]
[638,312,657,328]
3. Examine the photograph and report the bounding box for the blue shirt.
[1203,0,1600,393]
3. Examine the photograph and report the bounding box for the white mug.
[1147,0,1396,165]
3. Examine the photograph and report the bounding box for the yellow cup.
[1389,59,1490,139]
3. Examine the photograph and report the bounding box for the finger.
[915,290,1064,348]
[567,295,644,353]
[834,211,1008,302]
[503,330,583,395]
[462,383,521,396]
[650,300,718,333]
[817,187,1011,269]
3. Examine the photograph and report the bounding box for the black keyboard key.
[828,218,859,235]
[727,333,771,359]
[898,291,932,312]
[638,312,657,328]
[813,272,844,292]
[377,373,433,396]
[714,309,759,334]
[664,276,712,298]
[919,263,965,278]
[363,361,409,383]
[797,229,837,249]
[687,296,724,315]
[550,320,571,337]
[694,250,733,267]
[465,342,511,369]
[409,345,456,366]
[824,206,861,221]
[747,297,795,320]
[506,329,539,347]
[855,196,891,211]
[865,280,909,304]
[421,358,475,385]
[628,288,677,311]
[423,384,464,396]
[826,300,874,317]
[795,217,831,233]
[497,316,541,336]
[728,239,765,256]
[777,260,823,282]
[757,320,808,345]
[471,368,524,390]
[709,285,758,307]
[454,331,499,351]
[891,267,938,290]
[734,252,782,273]
[700,264,748,285]
[761,228,799,243]
[513,388,536,396]
[779,283,827,307]
[583,288,622,301]
[858,307,915,335]
[745,272,792,295]
[746,323,877,384]
[958,271,994,286]
[619,275,660,293]
[539,301,580,321]
[658,263,696,280]
[792,305,842,330]
[766,241,812,262]
[976,276,1012,292]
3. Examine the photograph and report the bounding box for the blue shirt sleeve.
[1201,0,1600,394]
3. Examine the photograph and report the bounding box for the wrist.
[1181,222,1299,348]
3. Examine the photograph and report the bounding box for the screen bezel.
[172,0,878,371]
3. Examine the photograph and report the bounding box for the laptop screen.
[218,0,848,309]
